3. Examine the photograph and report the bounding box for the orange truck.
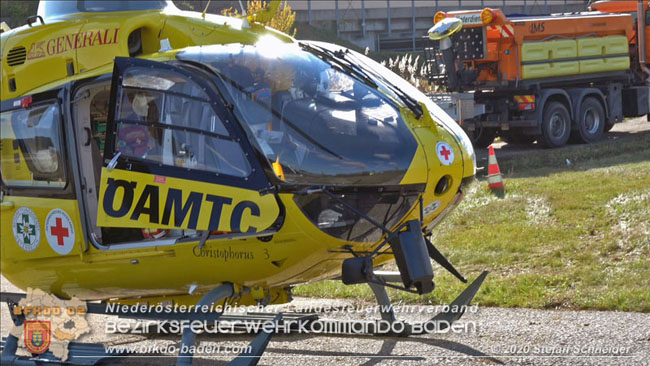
[427,0,650,148]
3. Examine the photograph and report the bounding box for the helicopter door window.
[113,66,251,177]
[0,102,66,188]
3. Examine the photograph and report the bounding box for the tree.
[174,1,196,11]
[222,1,296,37]
[0,0,38,29]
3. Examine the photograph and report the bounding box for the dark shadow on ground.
[116,331,504,365]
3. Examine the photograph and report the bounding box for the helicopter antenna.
[201,0,212,18]
[238,0,247,15]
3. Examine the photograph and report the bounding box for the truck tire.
[538,101,571,148]
[572,97,605,143]
[466,126,497,149]
[500,130,536,145]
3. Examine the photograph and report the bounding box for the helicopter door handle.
[26,15,44,27]
[83,127,92,146]
[0,201,15,211]
[107,152,121,171]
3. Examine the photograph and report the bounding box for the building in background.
[289,0,590,51]
[0,1,590,51]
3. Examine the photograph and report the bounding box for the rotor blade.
[425,237,467,283]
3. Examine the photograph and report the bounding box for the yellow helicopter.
[1,1,485,364]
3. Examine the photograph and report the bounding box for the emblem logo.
[423,200,442,216]
[436,142,455,166]
[45,209,76,255]
[24,321,51,354]
[12,207,41,252]
[26,41,46,60]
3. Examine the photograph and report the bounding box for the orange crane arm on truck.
[426,0,650,150]
[434,8,635,85]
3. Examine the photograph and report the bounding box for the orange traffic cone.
[487,145,505,198]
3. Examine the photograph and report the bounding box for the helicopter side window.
[0,102,66,188]
[113,67,251,177]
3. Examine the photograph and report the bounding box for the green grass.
[295,133,650,312]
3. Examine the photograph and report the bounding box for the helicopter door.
[96,58,280,245]
[1,89,83,260]
[71,79,111,244]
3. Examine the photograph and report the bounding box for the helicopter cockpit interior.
[180,42,419,186]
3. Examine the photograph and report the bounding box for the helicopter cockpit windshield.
[178,43,418,186]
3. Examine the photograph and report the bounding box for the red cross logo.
[50,218,69,246]
[439,145,451,161]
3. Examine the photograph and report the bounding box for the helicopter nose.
[426,102,477,178]
[410,104,476,182]
[401,103,476,232]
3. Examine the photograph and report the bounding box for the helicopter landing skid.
[367,270,488,336]
[0,272,485,365]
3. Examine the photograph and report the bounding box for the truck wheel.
[572,97,605,143]
[500,130,536,145]
[466,126,497,149]
[538,101,571,148]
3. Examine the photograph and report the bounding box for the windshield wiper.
[300,42,379,90]
[300,42,423,119]
[342,49,424,119]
